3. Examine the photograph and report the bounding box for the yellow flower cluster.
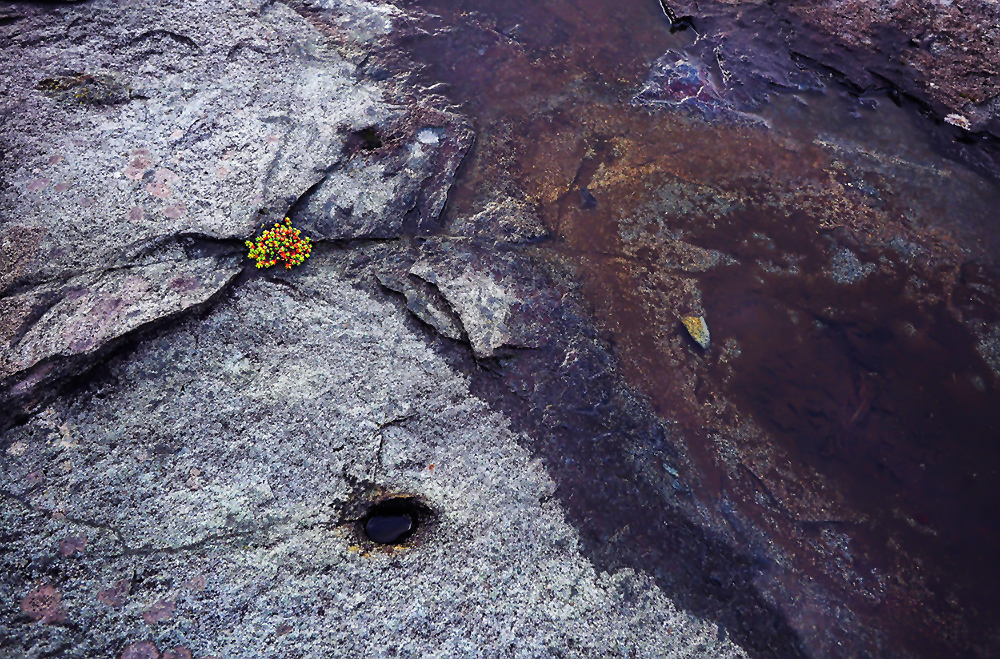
[245,217,312,269]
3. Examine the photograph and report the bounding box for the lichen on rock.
[681,315,711,349]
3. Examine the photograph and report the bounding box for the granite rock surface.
[0,1,755,658]
[0,265,747,659]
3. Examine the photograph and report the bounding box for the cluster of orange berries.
[246,218,312,269]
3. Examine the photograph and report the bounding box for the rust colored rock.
[142,598,176,624]
[161,646,192,659]
[97,580,130,608]
[785,0,1000,128]
[20,583,66,623]
[120,640,159,659]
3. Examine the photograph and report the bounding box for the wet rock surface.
[385,0,1000,656]
[668,0,1000,177]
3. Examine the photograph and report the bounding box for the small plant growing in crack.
[245,217,313,269]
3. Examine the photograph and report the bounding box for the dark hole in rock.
[344,127,384,155]
[361,497,427,544]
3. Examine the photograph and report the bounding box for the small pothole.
[360,497,428,545]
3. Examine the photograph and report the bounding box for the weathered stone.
[681,316,710,349]
[0,1,389,292]
[376,269,466,340]
[409,238,558,358]
[0,271,747,658]
[671,0,1000,136]
[449,195,550,244]
[1,257,239,382]
[292,111,472,240]
[0,0,429,420]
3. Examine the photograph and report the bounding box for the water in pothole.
[387,0,1000,656]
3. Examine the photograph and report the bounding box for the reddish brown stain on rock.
[164,203,187,219]
[147,182,171,199]
[20,583,66,623]
[58,535,87,556]
[125,156,152,181]
[168,275,199,292]
[0,224,47,291]
[183,574,206,591]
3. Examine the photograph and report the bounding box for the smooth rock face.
[0,272,746,659]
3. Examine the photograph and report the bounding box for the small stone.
[681,316,710,349]
[944,113,972,130]
[365,514,414,544]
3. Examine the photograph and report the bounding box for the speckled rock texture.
[0,264,747,659]
[0,1,754,658]
[0,0,472,423]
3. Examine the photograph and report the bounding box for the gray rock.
[0,0,388,292]
[0,0,463,419]
[0,270,747,659]
[409,238,558,358]
[1,255,240,383]
[292,111,474,240]
[376,268,467,341]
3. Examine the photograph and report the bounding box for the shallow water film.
[390,0,1000,656]
[2,0,1000,657]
